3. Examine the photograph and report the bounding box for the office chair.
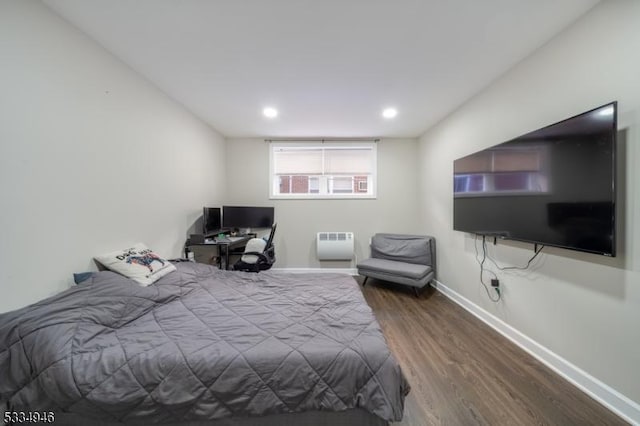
[233,223,277,272]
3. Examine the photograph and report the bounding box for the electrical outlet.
[490,278,501,298]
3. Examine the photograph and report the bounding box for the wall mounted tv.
[453,102,617,257]
[222,206,275,230]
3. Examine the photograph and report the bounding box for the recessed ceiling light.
[382,108,397,119]
[263,107,278,118]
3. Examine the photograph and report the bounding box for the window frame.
[269,141,377,199]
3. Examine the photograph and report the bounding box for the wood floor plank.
[360,278,628,426]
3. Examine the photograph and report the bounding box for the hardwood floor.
[359,278,628,426]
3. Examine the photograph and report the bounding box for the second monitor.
[203,207,222,235]
[222,206,274,232]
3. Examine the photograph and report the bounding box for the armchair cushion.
[358,258,432,281]
[371,233,434,266]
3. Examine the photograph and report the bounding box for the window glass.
[270,142,376,199]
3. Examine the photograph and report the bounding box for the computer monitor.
[202,207,222,235]
[222,206,274,231]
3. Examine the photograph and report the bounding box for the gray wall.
[0,1,227,313]
[225,138,420,269]
[418,0,640,407]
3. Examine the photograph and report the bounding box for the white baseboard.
[270,267,358,275]
[433,280,640,425]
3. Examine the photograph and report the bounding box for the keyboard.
[215,236,244,243]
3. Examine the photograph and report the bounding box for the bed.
[0,262,409,425]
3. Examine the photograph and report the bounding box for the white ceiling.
[43,0,599,138]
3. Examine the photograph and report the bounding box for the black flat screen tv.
[202,207,222,235]
[453,102,617,256]
[222,206,274,230]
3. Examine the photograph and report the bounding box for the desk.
[186,235,254,270]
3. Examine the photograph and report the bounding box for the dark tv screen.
[202,207,221,235]
[453,102,617,256]
[222,206,274,229]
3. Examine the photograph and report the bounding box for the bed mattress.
[0,263,409,424]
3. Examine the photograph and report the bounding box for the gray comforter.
[0,263,409,424]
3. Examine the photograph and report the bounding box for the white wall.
[0,0,227,313]
[225,138,420,269]
[418,0,640,414]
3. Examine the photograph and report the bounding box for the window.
[270,142,377,199]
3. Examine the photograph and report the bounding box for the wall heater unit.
[316,232,354,260]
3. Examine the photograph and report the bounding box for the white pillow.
[94,243,176,286]
[241,238,267,264]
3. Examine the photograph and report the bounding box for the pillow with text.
[94,243,176,286]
